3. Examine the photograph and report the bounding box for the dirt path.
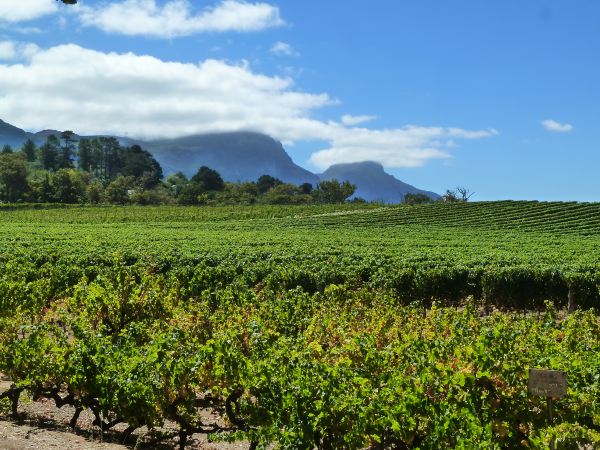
[0,420,127,450]
[1,379,250,450]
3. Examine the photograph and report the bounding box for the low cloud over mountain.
[0,119,438,202]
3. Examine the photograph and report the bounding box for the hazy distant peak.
[320,161,439,203]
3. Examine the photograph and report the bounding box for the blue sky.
[0,0,598,201]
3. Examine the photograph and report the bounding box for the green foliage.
[103,175,134,205]
[405,192,434,205]
[77,138,93,172]
[21,139,37,162]
[51,169,79,204]
[261,183,312,204]
[165,171,188,196]
[0,152,29,202]
[0,204,600,447]
[313,179,356,203]
[40,135,60,171]
[120,144,163,186]
[191,166,225,191]
[177,181,206,205]
[85,180,103,204]
[0,270,598,448]
[215,182,259,205]
[256,174,283,194]
[1,137,387,206]
[58,130,76,170]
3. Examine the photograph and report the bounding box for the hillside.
[0,119,30,148]
[140,132,319,185]
[320,161,440,203]
[296,200,600,235]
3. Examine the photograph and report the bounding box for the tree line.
[0,133,358,205]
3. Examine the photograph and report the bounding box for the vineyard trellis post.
[528,369,567,450]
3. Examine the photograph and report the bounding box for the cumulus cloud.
[541,119,573,133]
[0,0,58,23]
[0,44,496,169]
[341,114,377,126]
[309,126,498,169]
[0,42,16,60]
[0,41,40,61]
[270,41,298,56]
[76,0,285,38]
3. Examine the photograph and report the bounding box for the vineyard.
[0,202,599,449]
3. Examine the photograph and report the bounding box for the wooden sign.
[528,369,567,398]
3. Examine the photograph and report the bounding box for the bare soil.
[0,378,250,450]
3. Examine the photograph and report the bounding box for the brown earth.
[0,378,250,450]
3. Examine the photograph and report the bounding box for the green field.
[2,201,600,308]
[1,202,599,448]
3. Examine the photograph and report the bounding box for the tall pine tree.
[58,130,76,169]
[77,139,92,172]
[21,139,36,162]
[40,135,60,171]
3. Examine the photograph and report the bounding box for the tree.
[299,182,313,195]
[442,186,474,202]
[0,153,29,202]
[104,176,134,205]
[2,145,13,154]
[456,186,474,202]
[58,130,76,169]
[77,139,92,172]
[216,182,258,205]
[404,193,433,205]
[38,174,54,203]
[166,172,189,197]
[191,166,224,191]
[97,137,121,181]
[261,183,312,205]
[51,169,78,204]
[256,174,282,194]
[40,135,60,171]
[178,182,206,205]
[21,139,37,162]
[86,181,103,204]
[120,145,163,186]
[313,179,356,203]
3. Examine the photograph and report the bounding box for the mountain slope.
[140,132,319,185]
[320,161,440,203]
[0,119,439,201]
[0,120,31,148]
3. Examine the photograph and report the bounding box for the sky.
[0,0,598,201]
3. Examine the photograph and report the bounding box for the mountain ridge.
[320,161,440,203]
[0,119,439,202]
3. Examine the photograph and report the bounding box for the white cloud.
[0,0,58,23]
[0,42,16,60]
[0,41,40,60]
[341,114,377,126]
[309,126,498,169]
[270,41,298,56]
[541,119,573,133]
[76,0,285,38]
[0,43,496,169]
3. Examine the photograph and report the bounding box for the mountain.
[0,119,439,200]
[0,119,31,148]
[0,121,318,185]
[320,161,440,203]
[139,132,319,185]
